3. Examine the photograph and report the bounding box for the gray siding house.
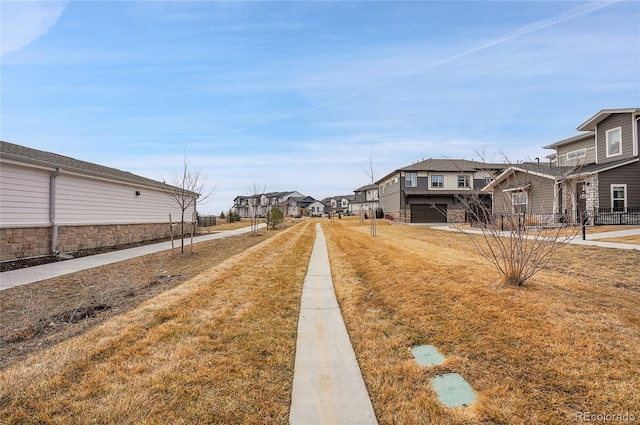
[377,159,504,223]
[487,108,640,225]
[351,184,379,217]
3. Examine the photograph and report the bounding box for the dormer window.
[606,127,622,157]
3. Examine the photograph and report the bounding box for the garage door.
[411,204,447,223]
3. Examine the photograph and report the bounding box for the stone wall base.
[447,209,466,223]
[383,209,466,223]
[1,222,189,262]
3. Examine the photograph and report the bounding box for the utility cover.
[430,373,476,408]
[411,345,445,366]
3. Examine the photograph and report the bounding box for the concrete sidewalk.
[290,224,378,425]
[431,225,640,251]
[0,224,266,291]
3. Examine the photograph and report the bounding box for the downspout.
[50,168,62,254]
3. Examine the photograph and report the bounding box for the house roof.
[576,108,640,131]
[322,195,355,204]
[484,163,575,190]
[543,132,595,150]
[1,140,188,193]
[568,157,639,178]
[376,158,505,184]
[354,184,378,192]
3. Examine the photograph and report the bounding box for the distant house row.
[231,184,380,218]
[230,107,639,226]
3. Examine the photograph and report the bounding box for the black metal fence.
[593,207,640,225]
[471,208,640,229]
[471,213,570,230]
[197,215,217,227]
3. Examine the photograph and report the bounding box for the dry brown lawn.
[324,219,640,424]
[0,221,315,424]
[597,235,640,245]
[1,217,638,424]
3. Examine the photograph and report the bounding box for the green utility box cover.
[430,373,476,408]
[411,345,445,366]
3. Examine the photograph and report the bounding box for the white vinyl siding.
[55,173,187,225]
[0,163,51,226]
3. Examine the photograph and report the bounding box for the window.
[566,149,586,161]
[611,185,626,211]
[512,191,528,214]
[606,127,622,157]
[405,172,417,187]
[457,175,470,188]
[431,175,444,188]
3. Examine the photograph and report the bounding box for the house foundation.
[1,222,191,262]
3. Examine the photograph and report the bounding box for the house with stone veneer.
[376,159,504,223]
[485,108,640,225]
[0,141,198,262]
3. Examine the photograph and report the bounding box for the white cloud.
[0,0,69,56]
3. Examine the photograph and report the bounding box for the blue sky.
[1,1,638,214]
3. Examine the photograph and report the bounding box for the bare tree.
[163,151,216,253]
[456,155,580,286]
[248,183,266,236]
[364,153,377,237]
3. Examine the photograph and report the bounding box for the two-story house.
[376,159,504,223]
[322,195,355,216]
[486,108,639,224]
[232,191,303,218]
[351,184,379,217]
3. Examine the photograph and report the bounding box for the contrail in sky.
[209,0,621,141]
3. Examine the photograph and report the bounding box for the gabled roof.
[1,140,187,193]
[376,158,505,184]
[577,108,640,131]
[484,163,575,190]
[322,195,355,203]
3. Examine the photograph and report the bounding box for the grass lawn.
[0,221,315,424]
[324,219,639,424]
[1,218,638,424]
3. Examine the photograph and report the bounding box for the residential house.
[0,141,198,262]
[322,195,355,216]
[486,108,640,225]
[351,184,379,217]
[307,200,326,216]
[286,195,316,217]
[376,159,504,223]
[232,191,303,218]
